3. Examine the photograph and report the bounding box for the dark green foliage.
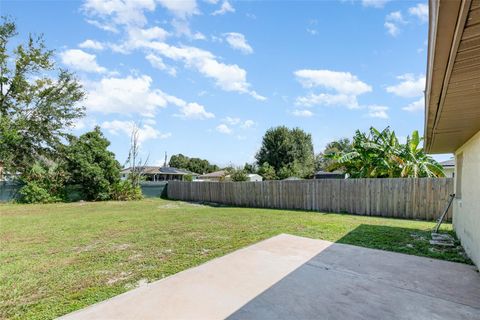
[169,154,219,174]
[315,138,352,172]
[229,168,249,182]
[63,127,121,201]
[257,162,277,180]
[18,182,59,204]
[243,162,256,174]
[329,127,445,178]
[111,180,143,201]
[255,126,315,179]
[0,18,85,174]
[18,161,68,203]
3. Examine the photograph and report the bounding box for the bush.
[111,180,143,201]
[230,168,249,182]
[18,182,61,204]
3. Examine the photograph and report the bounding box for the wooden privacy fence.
[168,178,454,221]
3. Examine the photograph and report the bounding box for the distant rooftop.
[199,170,227,178]
[121,166,199,175]
[439,159,455,167]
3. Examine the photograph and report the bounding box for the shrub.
[230,168,249,182]
[18,182,61,204]
[111,180,143,201]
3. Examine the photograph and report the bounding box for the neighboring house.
[197,171,263,182]
[224,173,264,182]
[282,177,303,181]
[120,166,199,181]
[197,170,228,181]
[439,159,455,178]
[425,0,480,266]
[314,170,346,179]
[246,174,263,182]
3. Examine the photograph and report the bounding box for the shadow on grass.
[336,224,472,265]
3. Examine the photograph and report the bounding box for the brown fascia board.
[424,0,465,153]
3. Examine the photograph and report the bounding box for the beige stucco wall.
[453,130,480,267]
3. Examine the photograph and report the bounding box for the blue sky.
[3,0,450,167]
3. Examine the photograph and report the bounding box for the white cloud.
[223,32,253,54]
[292,109,314,117]
[79,39,105,50]
[386,74,425,98]
[402,97,424,112]
[306,28,318,36]
[85,19,119,33]
[386,11,405,23]
[83,0,156,27]
[384,11,406,37]
[223,116,241,125]
[129,26,170,44]
[159,92,214,119]
[84,74,214,119]
[219,117,255,132]
[367,105,389,119]
[294,69,371,109]
[362,0,390,8]
[294,69,372,95]
[384,22,399,37]
[242,120,255,128]
[83,75,168,116]
[145,42,264,100]
[212,0,235,15]
[169,18,205,40]
[216,124,232,134]
[157,0,199,18]
[81,1,263,101]
[59,49,107,73]
[295,93,360,109]
[176,102,214,119]
[101,120,171,143]
[409,3,428,23]
[145,53,177,76]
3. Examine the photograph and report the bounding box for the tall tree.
[0,18,85,174]
[63,127,121,201]
[169,154,219,174]
[255,126,315,178]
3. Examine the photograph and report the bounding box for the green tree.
[315,138,352,172]
[229,167,249,182]
[169,154,219,174]
[257,162,277,180]
[255,126,315,178]
[397,130,445,177]
[243,162,256,174]
[63,127,121,200]
[169,154,189,170]
[0,18,85,174]
[18,160,68,203]
[330,127,445,178]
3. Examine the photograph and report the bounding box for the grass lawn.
[0,198,470,319]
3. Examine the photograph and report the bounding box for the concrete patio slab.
[60,234,331,320]
[60,234,480,320]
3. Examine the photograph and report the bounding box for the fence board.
[167,178,454,221]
